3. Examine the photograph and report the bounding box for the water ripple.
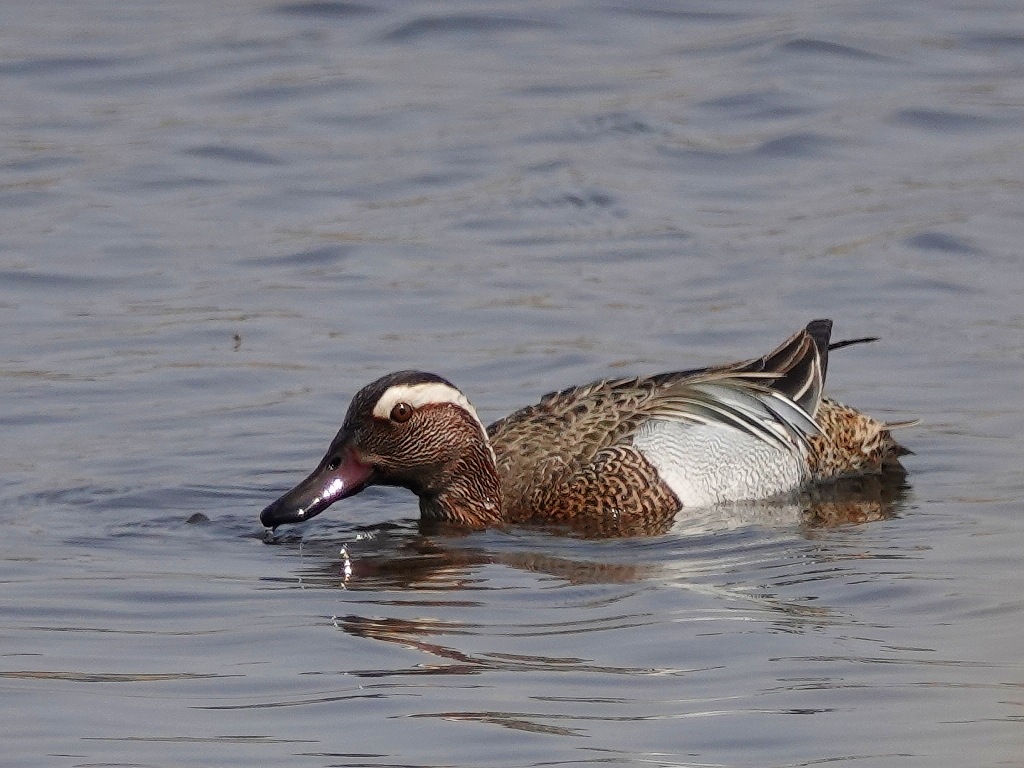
[381,14,555,43]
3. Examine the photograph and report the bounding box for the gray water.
[3,1,1024,766]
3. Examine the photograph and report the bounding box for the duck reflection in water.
[271,467,910,592]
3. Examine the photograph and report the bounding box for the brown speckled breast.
[526,444,681,536]
[485,378,701,536]
[488,378,669,520]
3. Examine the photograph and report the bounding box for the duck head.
[260,371,503,530]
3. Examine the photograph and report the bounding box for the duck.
[260,319,911,534]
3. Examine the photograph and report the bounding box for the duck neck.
[418,441,503,527]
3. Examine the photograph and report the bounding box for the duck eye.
[327,455,341,470]
[390,402,414,423]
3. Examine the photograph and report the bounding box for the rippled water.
[3,1,1024,766]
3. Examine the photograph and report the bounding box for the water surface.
[2,1,1023,766]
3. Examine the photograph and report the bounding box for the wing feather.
[641,379,820,459]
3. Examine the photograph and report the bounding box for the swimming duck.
[260,320,910,533]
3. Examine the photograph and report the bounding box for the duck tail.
[744,319,831,417]
[828,335,880,351]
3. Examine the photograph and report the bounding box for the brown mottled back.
[488,377,667,519]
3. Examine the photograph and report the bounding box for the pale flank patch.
[372,381,489,437]
[633,420,807,508]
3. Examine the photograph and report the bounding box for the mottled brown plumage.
[807,397,911,479]
[488,377,677,523]
[260,320,911,534]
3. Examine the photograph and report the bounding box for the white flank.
[372,382,488,437]
[633,420,807,508]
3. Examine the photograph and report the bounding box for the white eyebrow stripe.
[371,382,488,436]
